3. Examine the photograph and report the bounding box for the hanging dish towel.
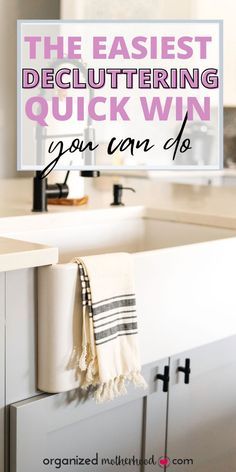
[72,253,147,402]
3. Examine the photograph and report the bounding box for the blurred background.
[0,0,235,179]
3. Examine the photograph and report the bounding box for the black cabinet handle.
[156,365,169,392]
[177,358,191,384]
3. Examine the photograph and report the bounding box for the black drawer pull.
[156,365,169,392]
[177,358,191,384]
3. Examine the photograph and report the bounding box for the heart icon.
[159,456,170,467]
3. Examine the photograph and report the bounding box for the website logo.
[158,456,193,467]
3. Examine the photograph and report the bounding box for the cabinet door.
[145,361,169,471]
[10,362,168,472]
[6,269,38,404]
[167,336,236,471]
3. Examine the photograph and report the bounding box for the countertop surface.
[1,172,236,229]
[1,171,236,271]
[0,237,58,272]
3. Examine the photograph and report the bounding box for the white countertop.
[0,237,58,272]
[1,172,236,270]
[2,173,236,226]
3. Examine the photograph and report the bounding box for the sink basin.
[6,205,236,394]
[3,205,236,262]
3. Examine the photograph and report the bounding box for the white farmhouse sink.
[6,206,236,394]
[4,206,236,261]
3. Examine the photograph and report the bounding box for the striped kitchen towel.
[72,253,147,402]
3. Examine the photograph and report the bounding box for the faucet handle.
[110,184,136,206]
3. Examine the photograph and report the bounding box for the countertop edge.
[0,238,58,272]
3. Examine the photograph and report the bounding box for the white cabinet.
[0,268,39,472]
[167,336,236,470]
[61,0,192,21]
[2,265,236,471]
[9,336,236,472]
[191,0,236,106]
[10,361,168,472]
[61,0,235,106]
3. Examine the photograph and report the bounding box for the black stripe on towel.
[92,293,135,306]
[96,331,138,346]
[93,309,136,325]
[94,315,137,331]
[93,298,136,316]
[94,322,138,341]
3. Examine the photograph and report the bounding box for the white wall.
[61,0,235,106]
[61,0,191,20]
[191,0,236,106]
[0,0,60,178]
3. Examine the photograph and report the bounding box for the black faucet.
[32,170,100,212]
[32,171,69,212]
[32,57,101,212]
